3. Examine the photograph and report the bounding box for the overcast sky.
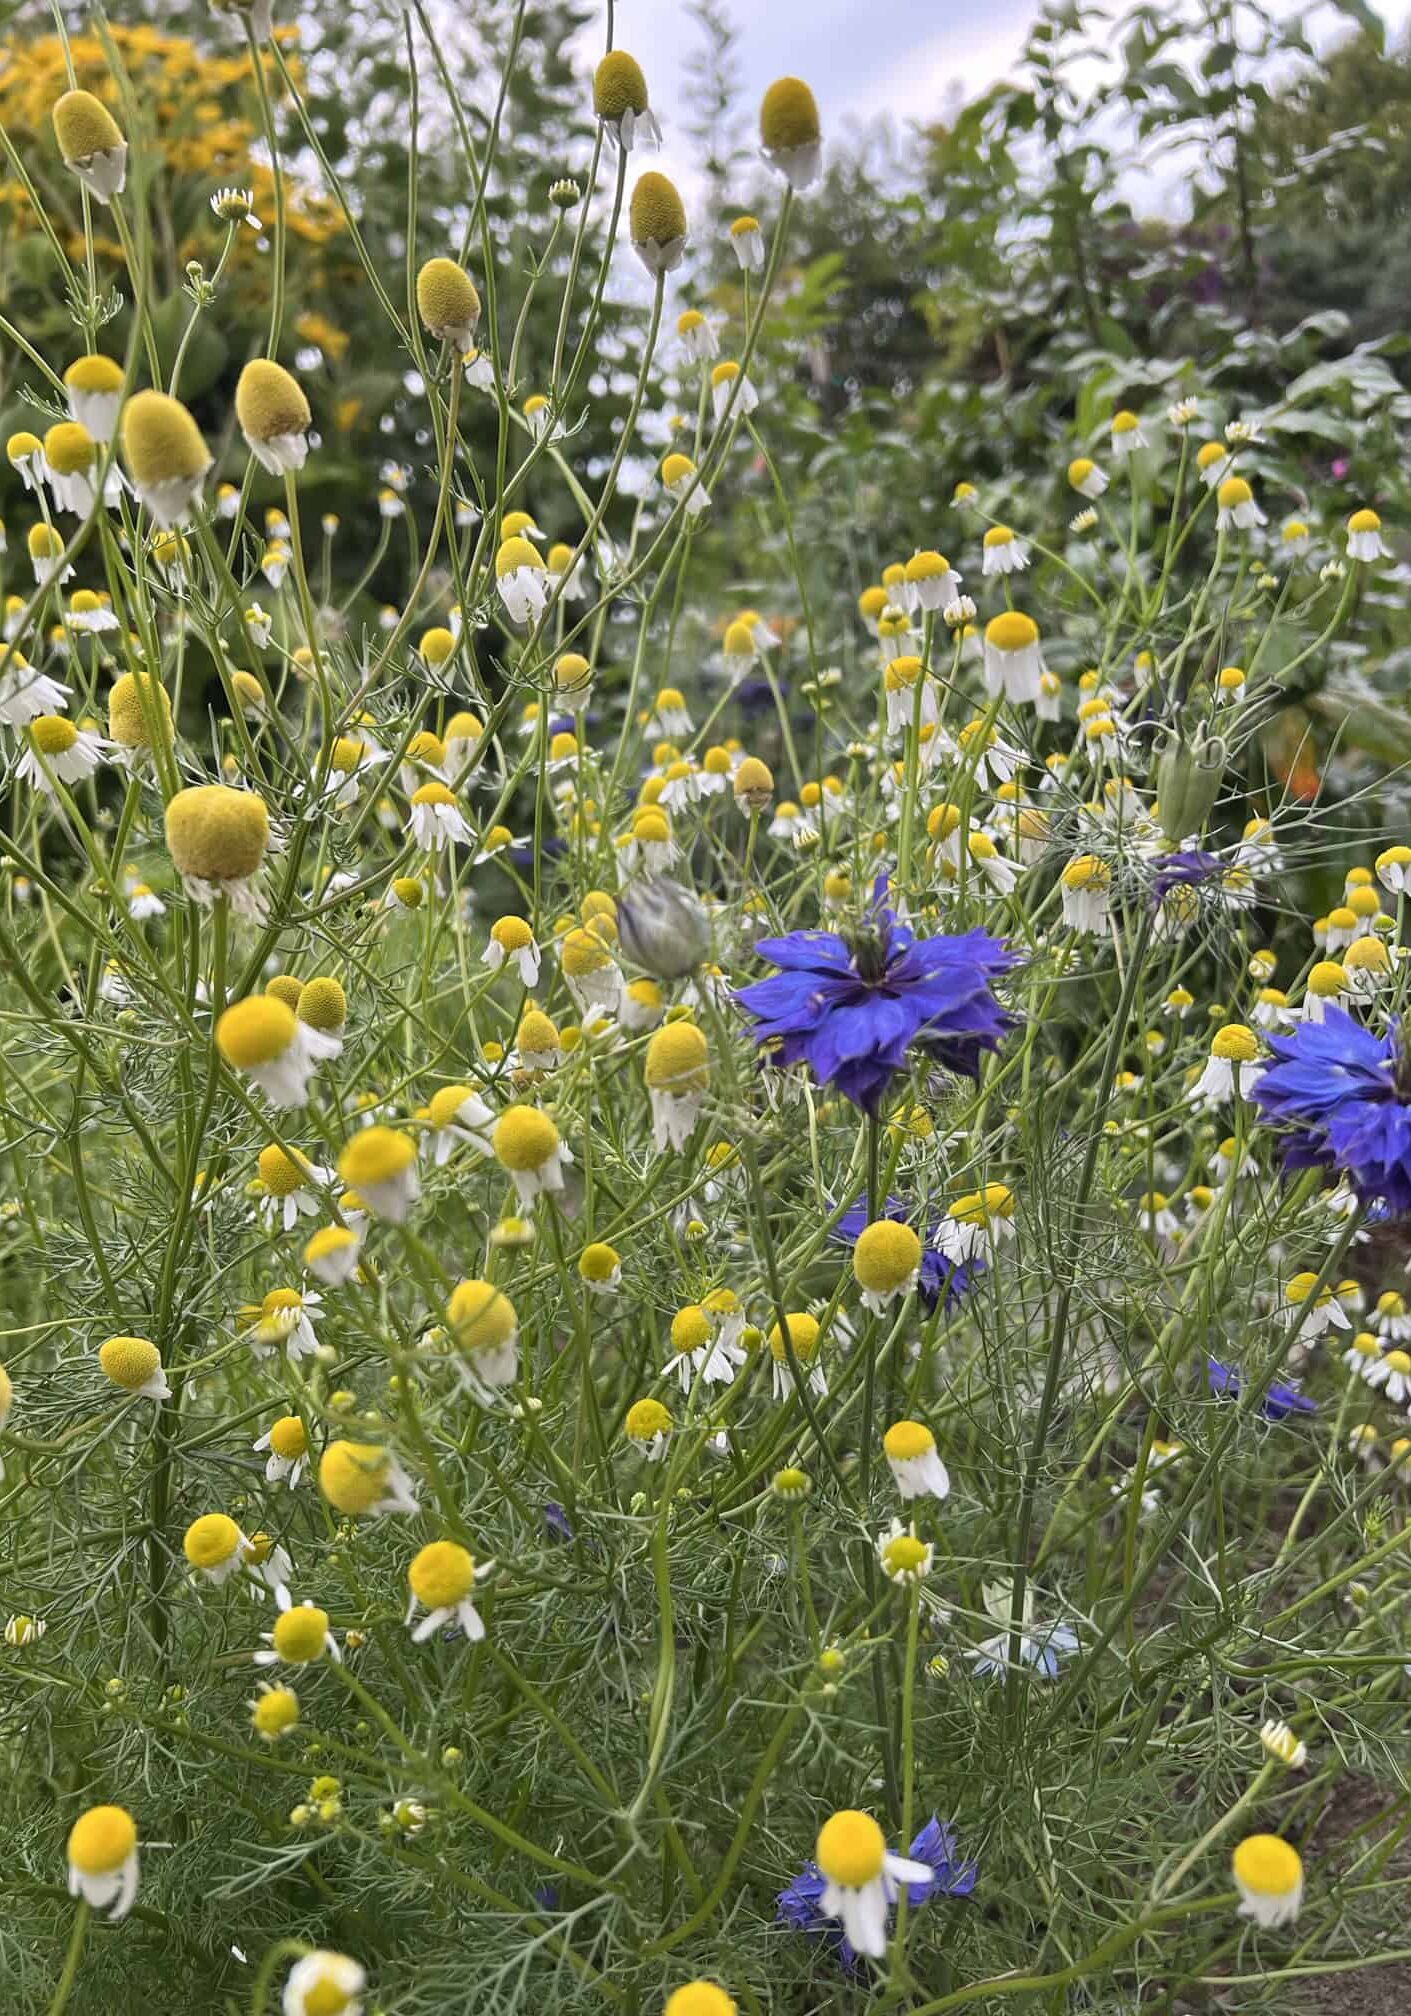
[593,0,1409,212]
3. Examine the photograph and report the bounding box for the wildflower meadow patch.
[4,1,1411,2012]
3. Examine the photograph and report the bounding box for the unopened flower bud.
[616,878,710,979]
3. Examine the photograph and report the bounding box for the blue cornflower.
[777,1816,977,1967]
[735,890,1016,1113]
[1252,1008,1411,1212]
[830,1197,980,1310]
[1207,1357,1317,1421]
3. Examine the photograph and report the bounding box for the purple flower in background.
[1253,1009,1411,1212]
[777,1816,977,1967]
[1208,1357,1317,1421]
[1150,850,1224,899]
[736,887,1016,1113]
[831,1197,981,1310]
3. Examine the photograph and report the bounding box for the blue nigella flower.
[1207,1356,1317,1420]
[1150,849,1224,899]
[777,1816,977,1968]
[1252,1008,1411,1212]
[543,1501,574,1543]
[735,888,1016,1114]
[830,1196,981,1310]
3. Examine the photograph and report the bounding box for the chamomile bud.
[629,171,687,277]
[120,390,212,529]
[416,256,482,350]
[1259,1718,1308,1769]
[52,89,127,201]
[760,75,822,188]
[235,359,311,475]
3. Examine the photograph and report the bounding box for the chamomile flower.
[496,535,549,626]
[318,1439,418,1518]
[1232,1835,1303,1928]
[447,1278,519,1397]
[338,1126,420,1223]
[1214,473,1265,531]
[53,90,127,201]
[1259,1719,1308,1769]
[1346,508,1390,563]
[492,1105,569,1209]
[256,1145,330,1231]
[676,308,719,362]
[644,1021,711,1151]
[1110,409,1146,456]
[877,1518,933,1584]
[768,1311,826,1400]
[710,359,758,423]
[935,1184,1015,1265]
[252,1415,309,1488]
[811,1810,931,1959]
[1188,1023,1263,1108]
[664,1303,744,1390]
[760,75,822,190]
[217,997,315,1110]
[853,1219,922,1311]
[426,1083,495,1163]
[250,1682,300,1742]
[165,784,270,920]
[624,1396,673,1460]
[66,1804,140,1919]
[98,1334,171,1402]
[408,782,473,852]
[407,1540,491,1642]
[484,915,541,986]
[1068,456,1108,499]
[983,611,1045,706]
[63,353,124,440]
[883,1419,950,1500]
[235,360,311,475]
[184,1512,250,1586]
[120,390,211,529]
[981,524,1029,575]
[593,50,663,149]
[282,1951,366,2016]
[18,714,106,794]
[416,256,482,349]
[630,171,688,276]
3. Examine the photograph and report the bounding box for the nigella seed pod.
[616,878,710,979]
[1156,732,1226,845]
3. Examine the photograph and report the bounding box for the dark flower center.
[848,926,890,984]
